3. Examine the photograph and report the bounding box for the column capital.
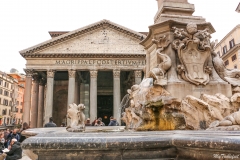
[134,70,142,78]
[113,69,120,78]
[47,70,55,78]
[24,69,34,78]
[68,69,76,78]
[90,70,98,78]
[39,78,46,86]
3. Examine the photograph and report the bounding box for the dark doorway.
[97,95,113,125]
[53,89,68,126]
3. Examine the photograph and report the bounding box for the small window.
[232,54,237,62]
[234,65,238,69]
[217,51,220,56]
[229,39,235,49]
[0,80,2,85]
[223,46,227,55]
[4,91,9,96]
[0,89,2,95]
[225,60,229,66]
[3,99,8,106]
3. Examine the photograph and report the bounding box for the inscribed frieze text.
[55,59,145,66]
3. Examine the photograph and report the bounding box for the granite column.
[90,70,97,122]
[67,69,76,125]
[113,69,121,124]
[22,69,33,125]
[37,78,45,127]
[44,70,55,125]
[31,73,39,128]
[134,70,142,85]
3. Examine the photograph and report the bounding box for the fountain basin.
[21,128,240,160]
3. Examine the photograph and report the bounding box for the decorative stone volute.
[90,70,98,78]
[68,70,76,78]
[47,70,55,78]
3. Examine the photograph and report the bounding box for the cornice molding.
[221,43,240,60]
[19,19,146,56]
[21,53,146,59]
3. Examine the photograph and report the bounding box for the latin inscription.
[55,60,145,66]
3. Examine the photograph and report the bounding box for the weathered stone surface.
[212,51,240,87]
[121,78,185,131]
[207,111,240,131]
[180,93,235,130]
[21,128,240,160]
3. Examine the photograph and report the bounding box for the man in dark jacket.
[108,116,119,126]
[5,138,22,160]
[44,117,57,127]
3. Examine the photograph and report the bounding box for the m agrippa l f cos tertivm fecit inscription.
[55,59,146,66]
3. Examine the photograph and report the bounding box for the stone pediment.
[20,19,146,58]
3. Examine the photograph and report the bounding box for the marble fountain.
[21,0,240,159]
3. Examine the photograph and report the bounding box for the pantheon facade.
[20,20,146,127]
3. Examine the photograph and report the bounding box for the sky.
[0,0,239,73]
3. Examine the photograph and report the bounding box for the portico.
[20,20,146,127]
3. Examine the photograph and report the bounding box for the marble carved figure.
[67,103,85,132]
[149,35,172,86]
[212,51,240,86]
[172,22,212,85]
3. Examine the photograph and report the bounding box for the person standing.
[19,122,30,143]
[44,117,57,127]
[108,116,119,126]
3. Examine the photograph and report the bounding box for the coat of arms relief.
[172,23,213,85]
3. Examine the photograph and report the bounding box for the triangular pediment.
[20,19,146,57]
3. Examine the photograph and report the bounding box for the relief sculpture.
[149,35,172,86]
[172,23,212,85]
[212,51,240,86]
